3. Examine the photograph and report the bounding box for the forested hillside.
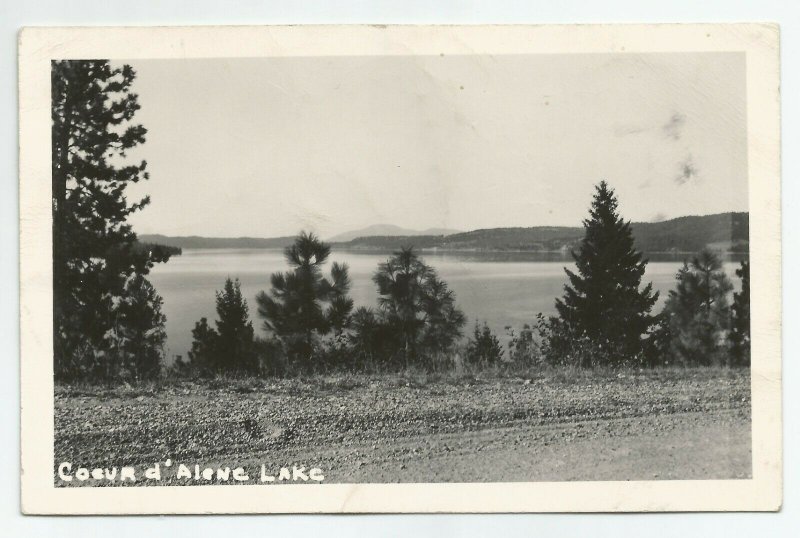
[338,212,749,253]
[629,212,749,253]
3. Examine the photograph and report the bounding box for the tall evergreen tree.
[729,260,751,366]
[52,60,171,380]
[661,249,733,366]
[256,232,354,366]
[554,181,659,365]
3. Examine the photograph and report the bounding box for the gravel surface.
[54,368,751,486]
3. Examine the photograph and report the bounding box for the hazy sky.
[123,53,747,239]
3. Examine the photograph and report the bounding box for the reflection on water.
[148,248,746,359]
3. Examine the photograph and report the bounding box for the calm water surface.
[148,249,743,359]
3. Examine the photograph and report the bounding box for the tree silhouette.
[465,322,504,367]
[554,181,659,365]
[419,274,467,358]
[729,260,751,366]
[51,60,171,380]
[105,274,166,380]
[347,307,389,368]
[662,249,733,366]
[215,278,258,373]
[188,317,218,375]
[256,232,354,366]
[188,278,258,375]
[372,247,465,366]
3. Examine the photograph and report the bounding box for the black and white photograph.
[18,24,781,514]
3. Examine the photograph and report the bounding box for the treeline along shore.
[132,241,182,257]
[159,181,750,382]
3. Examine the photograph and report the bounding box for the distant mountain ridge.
[142,212,748,254]
[327,224,461,243]
[340,213,748,253]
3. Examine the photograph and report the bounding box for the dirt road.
[321,410,749,482]
[54,368,751,485]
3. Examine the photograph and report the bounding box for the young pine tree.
[215,278,258,373]
[104,273,167,381]
[51,60,172,380]
[256,232,354,368]
[553,181,659,366]
[661,249,733,366]
[729,260,751,366]
[420,274,467,362]
[372,247,466,367]
[465,322,504,367]
[188,317,219,375]
[189,278,257,375]
[347,307,390,370]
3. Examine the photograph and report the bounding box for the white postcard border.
[19,23,781,514]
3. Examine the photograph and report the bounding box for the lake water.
[148,249,744,360]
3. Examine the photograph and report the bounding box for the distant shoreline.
[140,211,749,256]
[159,246,749,262]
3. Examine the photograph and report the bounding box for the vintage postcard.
[19,24,781,514]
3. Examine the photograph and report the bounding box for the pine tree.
[661,249,733,366]
[372,247,466,366]
[51,60,171,380]
[420,274,467,359]
[214,278,258,373]
[105,274,167,380]
[553,181,659,365]
[188,278,258,375]
[465,322,504,367]
[729,260,751,366]
[373,247,430,362]
[347,307,386,368]
[256,232,354,367]
[188,317,219,375]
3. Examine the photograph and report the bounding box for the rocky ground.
[54,367,751,486]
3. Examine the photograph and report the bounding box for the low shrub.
[465,322,504,367]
